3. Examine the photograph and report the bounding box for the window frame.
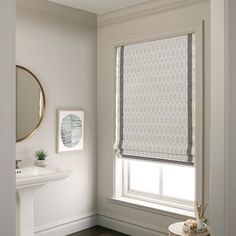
[112,22,204,215]
[122,159,195,212]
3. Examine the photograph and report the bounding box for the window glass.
[162,164,195,201]
[128,159,195,203]
[129,159,160,195]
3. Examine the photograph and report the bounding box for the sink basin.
[16,166,72,189]
[16,166,56,177]
[16,166,72,236]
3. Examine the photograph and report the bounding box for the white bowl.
[183,222,207,234]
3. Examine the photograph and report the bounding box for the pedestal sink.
[16,166,72,236]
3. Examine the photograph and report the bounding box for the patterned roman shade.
[115,34,196,165]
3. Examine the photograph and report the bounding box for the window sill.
[109,197,195,220]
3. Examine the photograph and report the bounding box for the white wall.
[229,1,236,235]
[210,0,225,235]
[97,1,210,235]
[210,0,234,235]
[16,1,97,235]
[0,0,16,235]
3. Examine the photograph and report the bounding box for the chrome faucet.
[15,160,22,169]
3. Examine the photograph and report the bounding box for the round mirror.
[16,65,45,142]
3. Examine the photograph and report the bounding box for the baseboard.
[34,211,169,236]
[97,212,168,236]
[35,213,97,236]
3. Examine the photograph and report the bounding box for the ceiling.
[48,0,151,15]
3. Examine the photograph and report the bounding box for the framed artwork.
[57,110,84,152]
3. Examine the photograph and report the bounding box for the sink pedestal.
[16,166,72,236]
[17,185,44,236]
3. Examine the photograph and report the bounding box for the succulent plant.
[34,149,48,160]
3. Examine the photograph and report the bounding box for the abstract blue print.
[61,114,82,148]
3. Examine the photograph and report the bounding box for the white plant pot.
[36,160,47,167]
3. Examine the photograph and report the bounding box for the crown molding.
[98,0,209,28]
[16,0,97,28]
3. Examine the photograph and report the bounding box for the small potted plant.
[34,149,48,167]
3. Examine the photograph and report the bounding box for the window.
[114,32,202,213]
[123,159,195,211]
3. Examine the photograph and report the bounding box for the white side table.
[168,222,210,236]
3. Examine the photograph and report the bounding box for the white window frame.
[112,22,204,216]
[122,159,195,212]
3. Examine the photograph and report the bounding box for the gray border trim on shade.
[187,34,193,163]
[123,155,194,166]
[118,46,124,155]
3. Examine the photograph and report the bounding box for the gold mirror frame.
[16,65,46,142]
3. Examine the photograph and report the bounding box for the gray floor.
[67,226,129,236]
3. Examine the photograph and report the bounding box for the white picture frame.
[57,110,84,153]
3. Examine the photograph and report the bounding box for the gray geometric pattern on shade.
[115,34,196,165]
[61,114,82,148]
